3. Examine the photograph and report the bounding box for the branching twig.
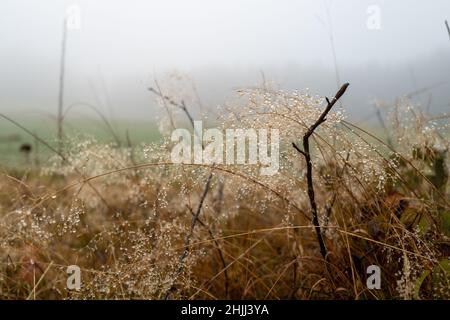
[164,173,213,299]
[186,204,229,298]
[148,86,197,127]
[150,85,230,297]
[148,86,204,143]
[293,83,350,260]
[151,80,176,129]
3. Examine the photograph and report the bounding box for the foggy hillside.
[1,0,449,123]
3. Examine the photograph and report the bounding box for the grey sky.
[0,0,449,121]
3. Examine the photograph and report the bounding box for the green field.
[0,116,162,168]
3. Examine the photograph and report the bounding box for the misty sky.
[1,0,449,123]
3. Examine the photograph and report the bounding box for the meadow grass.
[0,82,449,300]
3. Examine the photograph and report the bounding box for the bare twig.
[293,83,350,260]
[164,173,213,299]
[186,204,229,298]
[149,81,176,129]
[179,100,195,129]
[149,88,224,297]
[446,20,450,40]
[148,86,198,133]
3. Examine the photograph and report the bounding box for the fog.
[1,0,449,123]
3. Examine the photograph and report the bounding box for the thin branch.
[180,100,195,129]
[446,20,450,40]
[304,83,349,140]
[293,82,350,260]
[164,173,213,299]
[151,80,176,129]
[292,143,307,157]
[148,86,197,132]
[186,204,229,298]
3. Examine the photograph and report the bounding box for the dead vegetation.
[0,75,449,300]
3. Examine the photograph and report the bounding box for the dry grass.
[0,76,449,300]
